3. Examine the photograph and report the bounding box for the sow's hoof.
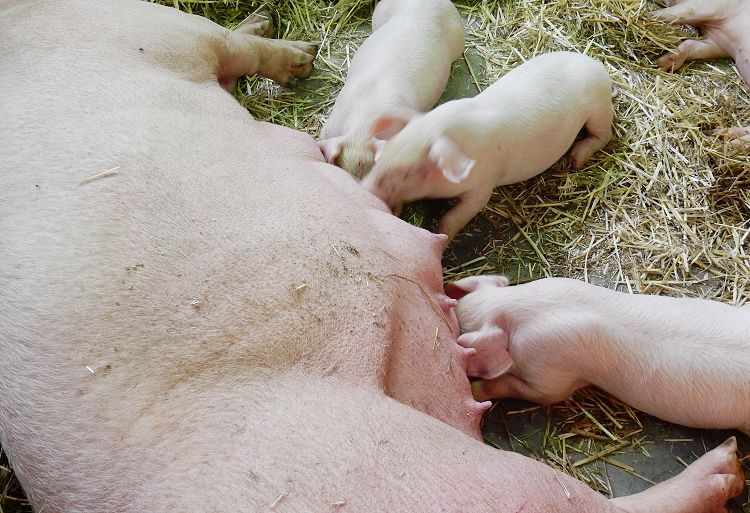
[235,9,275,38]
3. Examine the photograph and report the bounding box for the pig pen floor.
[480,396,749,509]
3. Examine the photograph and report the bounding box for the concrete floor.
[480,397,749,509]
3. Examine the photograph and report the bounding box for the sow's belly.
[0,65,482,442]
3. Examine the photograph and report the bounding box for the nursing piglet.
[446,275,750,435]
[317,0,464,177]
[360,51,613,241]
[653,0,750,142]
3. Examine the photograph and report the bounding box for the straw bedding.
[1,0,748,510]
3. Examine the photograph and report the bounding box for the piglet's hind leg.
[567,110,613,169]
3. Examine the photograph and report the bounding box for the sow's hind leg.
[234,9,275,38]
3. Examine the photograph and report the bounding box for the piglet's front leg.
[436,188,493,243]
[708,126,750,143]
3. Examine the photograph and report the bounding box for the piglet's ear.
[371,108,417,141]
[458,328,513,380]
[445,275,510,299]
[372,138,388,163]
[428,134,475,183]
[317,136,345,164]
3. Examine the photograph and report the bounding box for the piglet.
[317,0,464,178]
[359,51,614,241]
[653,0,750,143]
[446,275,750,435]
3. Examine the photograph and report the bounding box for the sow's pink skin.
[653,0,750,142]
[0,1,743,511]
[360,51,614,242]
[447,275,750,436]
[317,0,464,178]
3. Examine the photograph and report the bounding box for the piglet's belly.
[0,1,483,509]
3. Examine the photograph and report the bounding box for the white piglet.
[446,275,750,435]
[360,51,614,241]
[318,0,464,178]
